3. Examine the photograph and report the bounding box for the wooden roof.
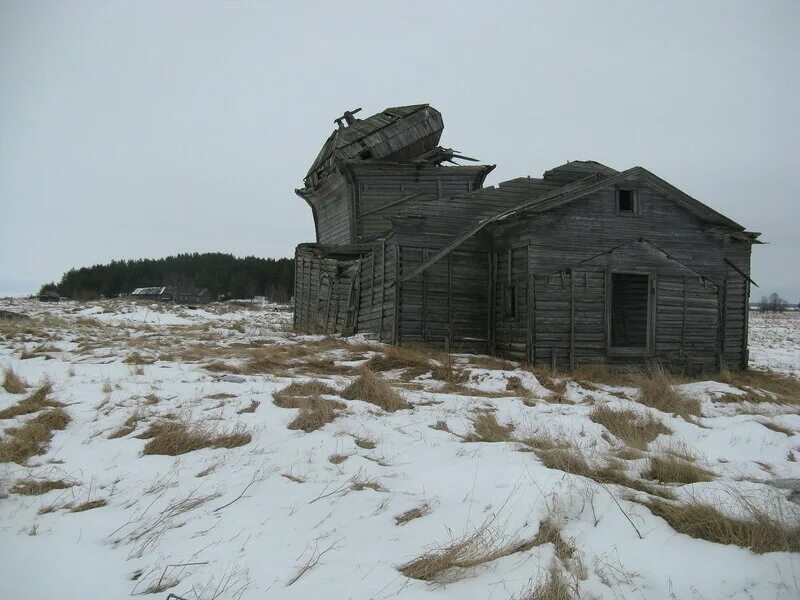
[400,165,748,282]
[304,105,444,188]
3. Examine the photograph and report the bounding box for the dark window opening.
[618,189,635,213]
[359,149,373,160]
[610,273,649,348]
[503,285,516,319]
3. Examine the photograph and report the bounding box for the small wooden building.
[294,105,760,372]
[130,287,210,305]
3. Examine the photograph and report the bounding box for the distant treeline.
[40,253,295,301]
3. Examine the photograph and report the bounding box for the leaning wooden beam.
[724,257,758,287]
[360,192,424,217]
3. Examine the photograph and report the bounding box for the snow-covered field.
[0,299,798,599]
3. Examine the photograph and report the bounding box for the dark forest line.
[39,253,294,301]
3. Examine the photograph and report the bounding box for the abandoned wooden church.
[293,105,760,372]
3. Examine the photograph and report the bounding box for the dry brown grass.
[717,369,800,405]
[0,382,59,419]
[398,526,537,582]
[206,392,236,400]
[20,343,60,359]
[531,518,576,563]
[757,420,794,436]
[506,376,532,399]
[2,367,28,394]
[287,397,345,433]
[395,503,431,526]
[644,455,715,485]
[328,453,349,464]
[273,380,345,432]
[70,499,107,512]
[350,477,385,492]
[11,478,74,495]
[464,412,515,443]
[634,365,700,417]
[518,564,572,600]
[354,435,376,449]
[518,435,572,452]
[431,420,451,433]
[645,497,800,554]
[108,412,142,439]
[236,400,260,414]
[469,355,516,371]
[532,443,674,499]
[123,352,156,365]
[589,405,671,450]
[0,408,71,464]
[366,345,443,379]
[274,380,338,407]
[341,368,409,412]
[138,421,251,455]
[570,363,633,386]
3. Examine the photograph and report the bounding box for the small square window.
[503,285,516,319]
[618,189,635,213]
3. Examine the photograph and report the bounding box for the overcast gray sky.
[1,0,798,300]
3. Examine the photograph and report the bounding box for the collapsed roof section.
[303,104,481,189]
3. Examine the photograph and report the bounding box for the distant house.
[38,290,60,303]
[293,104,761,373]
[130,286,210,305]
[174,288,210,305]
[131,287,174,301]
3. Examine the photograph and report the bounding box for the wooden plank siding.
[296,169,353,245]
[493,182,741,372]
[395,245,489,354]
[294,243,395,340]
[346,163,493,242]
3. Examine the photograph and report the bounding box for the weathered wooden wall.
[394,245,489,354]
[355,241,396,342]
[296,170,353,246]
[347,163,492,242]
[491,246,529,360]
[486,178,751,371]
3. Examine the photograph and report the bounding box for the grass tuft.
[341,368,409,412]
[645,497,800,554]
[716,369,800,406]
[398,525,537,582]
[0,407,71,464]
[758,420,794,436]
[464,412,515,443]
[236,400,260,414]
[531,518,575,563]
[634,365,700,417]
[354,435,376,449]
[70,499,107,512]
[644,455,715,485]
[589,405,671,450]
[138,421,251,456]
[287,396,344,433]
[273,380,338,408]
[395,503,431,526]
[11,478,74,496]
[532,442,674,498]
[518,563,572,600]
[108,412,142,439]
[0,382,59,419]
[2,367,28,394]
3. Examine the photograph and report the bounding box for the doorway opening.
[610,273,650,348]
